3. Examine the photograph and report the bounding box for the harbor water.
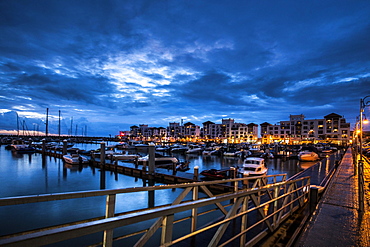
[0,142,321,246]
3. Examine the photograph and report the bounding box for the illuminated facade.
[261,113,350,145]
[202,119,258,143]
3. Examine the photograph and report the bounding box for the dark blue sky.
[0,0,369,136]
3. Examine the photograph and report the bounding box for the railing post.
[272,186,279,228]
[231,167,238,203]
[191,185,198,232]
[240,196,249,246]
[161,214,174,245]
[103,194,116,247]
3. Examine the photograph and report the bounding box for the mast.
[58,110,61,140]
[16,112,19,136]
[45,108,49,137]
[70,117,73,136]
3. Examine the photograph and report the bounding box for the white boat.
[138,153,178,164]
[170,145,188,152]
[248,144,263,154]
[63,154,89,165]
[298,151,319,162]
[202,147,221,155]
[223,150,243,157]
[156,145,170,152]
[108,153,140,160]
[186,145,204,154]
[238,157,267,176]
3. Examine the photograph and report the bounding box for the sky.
[0,0,370,137]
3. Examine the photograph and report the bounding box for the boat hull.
[298,152,319,161]
[63,155,89,165]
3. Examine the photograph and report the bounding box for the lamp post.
[360,96,370,160]
[358,95,370,214]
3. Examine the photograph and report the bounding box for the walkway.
[296,148,370,247]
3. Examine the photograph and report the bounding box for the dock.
[295,148,370,246]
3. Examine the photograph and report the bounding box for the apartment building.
[261,113,350,145]
[201,119,258,143]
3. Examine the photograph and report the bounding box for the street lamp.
[358,95,370,214]
[360,95,370,160]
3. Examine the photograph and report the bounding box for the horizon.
[2,110,369,138]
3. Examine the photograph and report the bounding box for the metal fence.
[0,174,310,247]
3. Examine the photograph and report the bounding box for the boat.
[298,151,319,161]
[202,147,221,155]
[108,153,140,161]
[223,150,243,157]
[156,145,171,152]
[238,157,267,177]
[260,152,274,159]
[62,154,89,165]
[186,145,204,154]
[9,139,36,153]
[248,144,264,154]
[170,144,189,153]
[138,153,178,165]
[200,168,232,180]
[175,161,190,171]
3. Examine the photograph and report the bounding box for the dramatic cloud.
[0,0,369,136]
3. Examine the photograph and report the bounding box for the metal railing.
[0,174,310,247]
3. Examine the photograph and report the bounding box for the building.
[167,122,200,141]
[201,119,258,143]
[261,113,350,145]
[201,120,226,141]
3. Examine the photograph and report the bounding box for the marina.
[0,138,346,246]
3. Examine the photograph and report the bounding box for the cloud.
[0,0,369,135]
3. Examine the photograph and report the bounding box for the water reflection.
[0,143,343,245]
[167,152,302,179]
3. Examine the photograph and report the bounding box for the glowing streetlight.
[360,96,370,160]
[358,95,370,214]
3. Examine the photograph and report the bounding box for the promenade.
[296,148,370,247]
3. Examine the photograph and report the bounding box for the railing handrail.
[0,176,310,247]
[0,173,288,206]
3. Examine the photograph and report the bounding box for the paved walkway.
[296,148,370,247]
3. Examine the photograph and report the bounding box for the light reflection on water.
[0,143,314,245]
